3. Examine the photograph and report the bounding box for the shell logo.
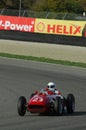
[36,22,45,32]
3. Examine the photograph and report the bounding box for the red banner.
[0,16,35,32]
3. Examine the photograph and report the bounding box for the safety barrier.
[0,15,86,46]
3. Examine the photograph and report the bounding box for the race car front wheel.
[54,97,63,115]
[17,96,27,116]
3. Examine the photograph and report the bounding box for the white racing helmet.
[47,82,56,92]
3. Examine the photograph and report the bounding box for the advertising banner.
[0,16,35,32]
[35,18,86,37]
[0,15,86,37]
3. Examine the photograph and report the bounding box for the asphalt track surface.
[0,57,86,130]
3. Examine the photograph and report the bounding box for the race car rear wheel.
[54,97,63,115]
[17,96,27,116]
[66,94,75,114]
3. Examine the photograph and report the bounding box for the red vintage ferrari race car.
[17,89,75,116]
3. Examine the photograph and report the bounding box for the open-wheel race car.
[17,89,75,116]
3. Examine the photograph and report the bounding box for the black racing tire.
[66,94,75,114]
[54,97,63,115]
[17,96,27,116]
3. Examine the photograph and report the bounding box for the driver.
[45,82,61,95]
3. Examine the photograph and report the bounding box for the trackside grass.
[0,52,86,68]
